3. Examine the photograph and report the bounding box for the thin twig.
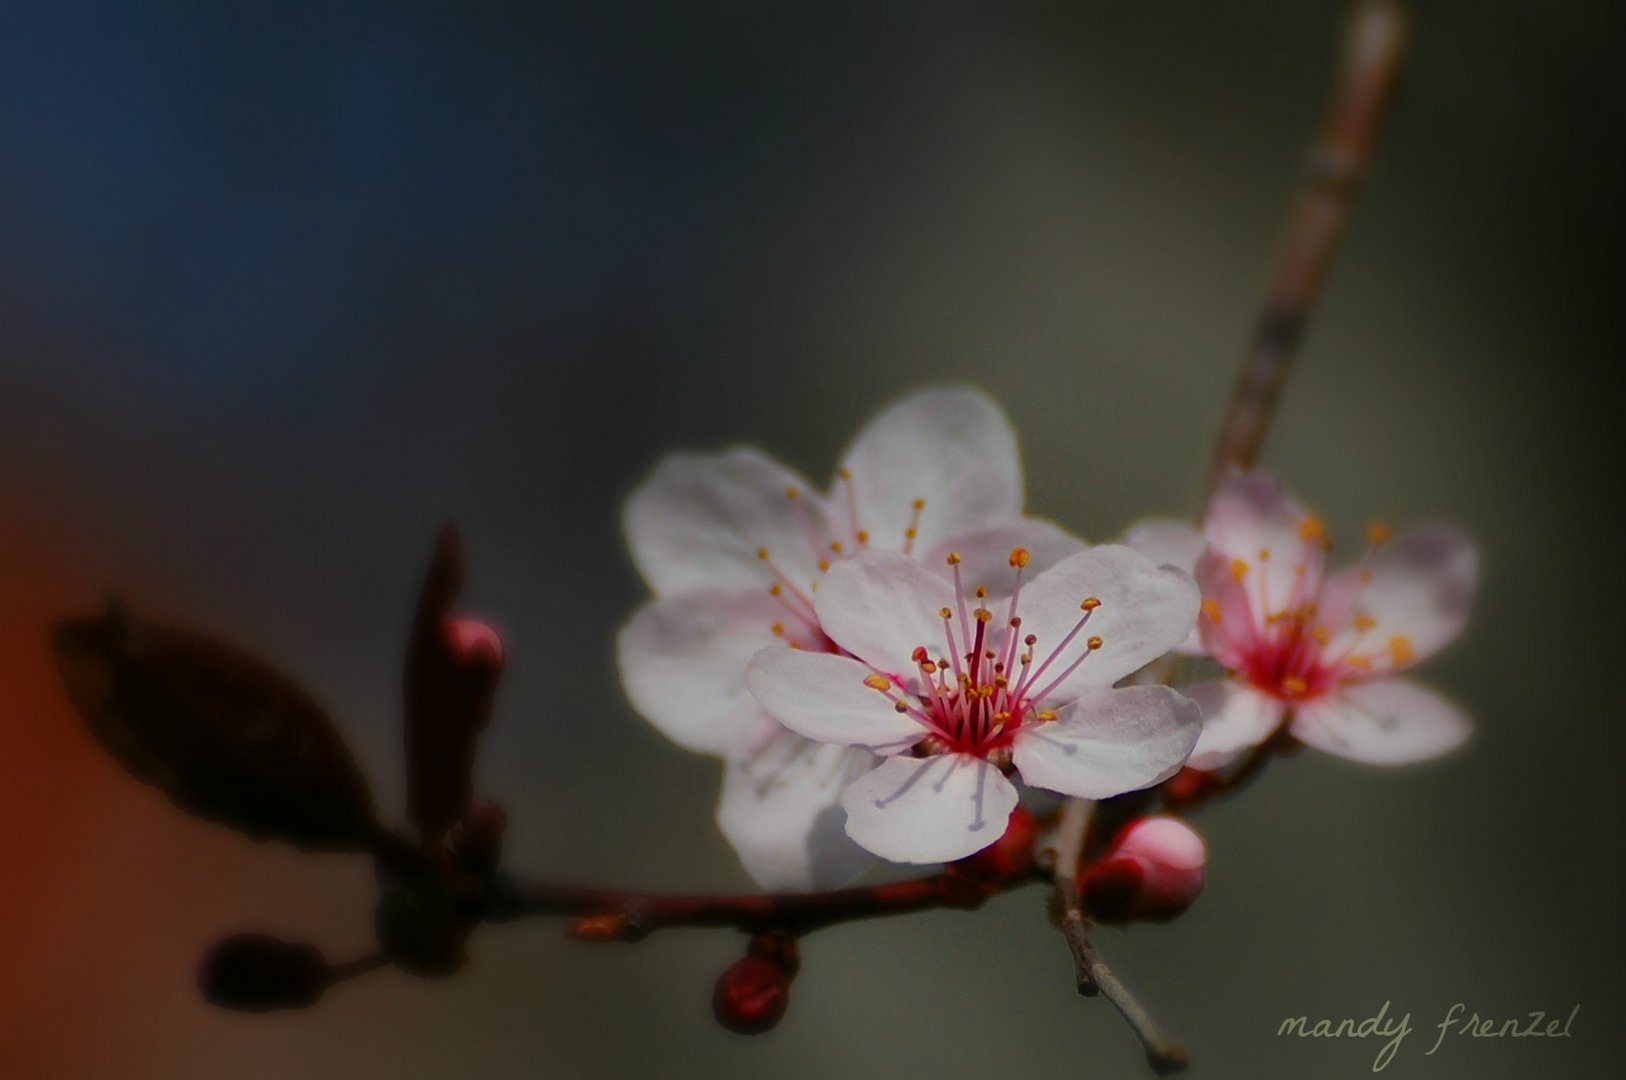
[325,952,391,985]
[1050,799,1189,1074]
[477,870,1017,940]
[1205,0,1410,499]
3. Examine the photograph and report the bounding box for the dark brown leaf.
[52,597,381,851]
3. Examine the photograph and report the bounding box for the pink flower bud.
[713,954,792,1035]
[445,618,504,671]
[1080,816,1206,924]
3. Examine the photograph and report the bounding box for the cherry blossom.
[744,545,1201,863]
[618,388,1086,886]
[1126,471,1476,768]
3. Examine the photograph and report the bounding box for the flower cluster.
[619,388,1478,878]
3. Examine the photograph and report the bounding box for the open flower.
[618,387,1086,886]
[744,545,1201,863]
[1125,471,1476,768]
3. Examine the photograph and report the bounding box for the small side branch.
[478,871,1011,940]
[1205,0,1410,498]
[1049,799,1189,1075]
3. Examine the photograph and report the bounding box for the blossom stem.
[1049,799,1189,1074]
[476,871,1018,940]
[1204,0,1410,499]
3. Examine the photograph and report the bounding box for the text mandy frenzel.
[1277,1001,1579,1072]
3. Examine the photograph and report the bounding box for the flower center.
[860,548,1105,763]
[1212,518,1413,701]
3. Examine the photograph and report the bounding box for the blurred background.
[1,2,1621,1077]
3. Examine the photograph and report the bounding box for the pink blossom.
[618,387,1086,886]
[1126,471,1476,768]
[744,545,1201,863]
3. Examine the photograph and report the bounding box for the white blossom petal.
[836,387,1021,557]
[1290,678,1471,765]
[1123,517,1207,655]
[745,648,927,753]
[624,447,829,596]
[921,518,1088,598]
[841,754,1019,863]
[812,552,956,673]
[1324,526,1477,668]
[716,728,878,890]
[1012,685,1201,799]
[617,589,788,756]
[1013,545,1201,697]
[1183,680,1286,769]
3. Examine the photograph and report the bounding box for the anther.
[785,486,800,500]
[863,675,892,691]
[1009,548,1030,569]
[830,541,843,554]
[757,547,770,560]
[939,606,953,619]
[1368,522,1392,545]
[1081,597,1101,611]
[946,552,962,566]
[1298,517,1327,542]
[1202,598,1223,623]
[1087,636,1103,650]
[1230,559,1249,582]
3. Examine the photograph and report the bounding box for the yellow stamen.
[1202,598,1224,623]
[1230,559,1250,582]
[863,675,892,691]
[1009,547,1030,569]
[1086,635,1103,650]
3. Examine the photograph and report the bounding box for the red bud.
[713,954,792,1035]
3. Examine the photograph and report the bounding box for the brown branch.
[1049,799,1189,1074]
[1205,0,1410,499]
[476,870,1017,941]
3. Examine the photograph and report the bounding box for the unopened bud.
[713,954,792,1035]
[950,804,1037,883]
[1080,816,1206,924]
[445,618,504,672]
[198,933,328,1011]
